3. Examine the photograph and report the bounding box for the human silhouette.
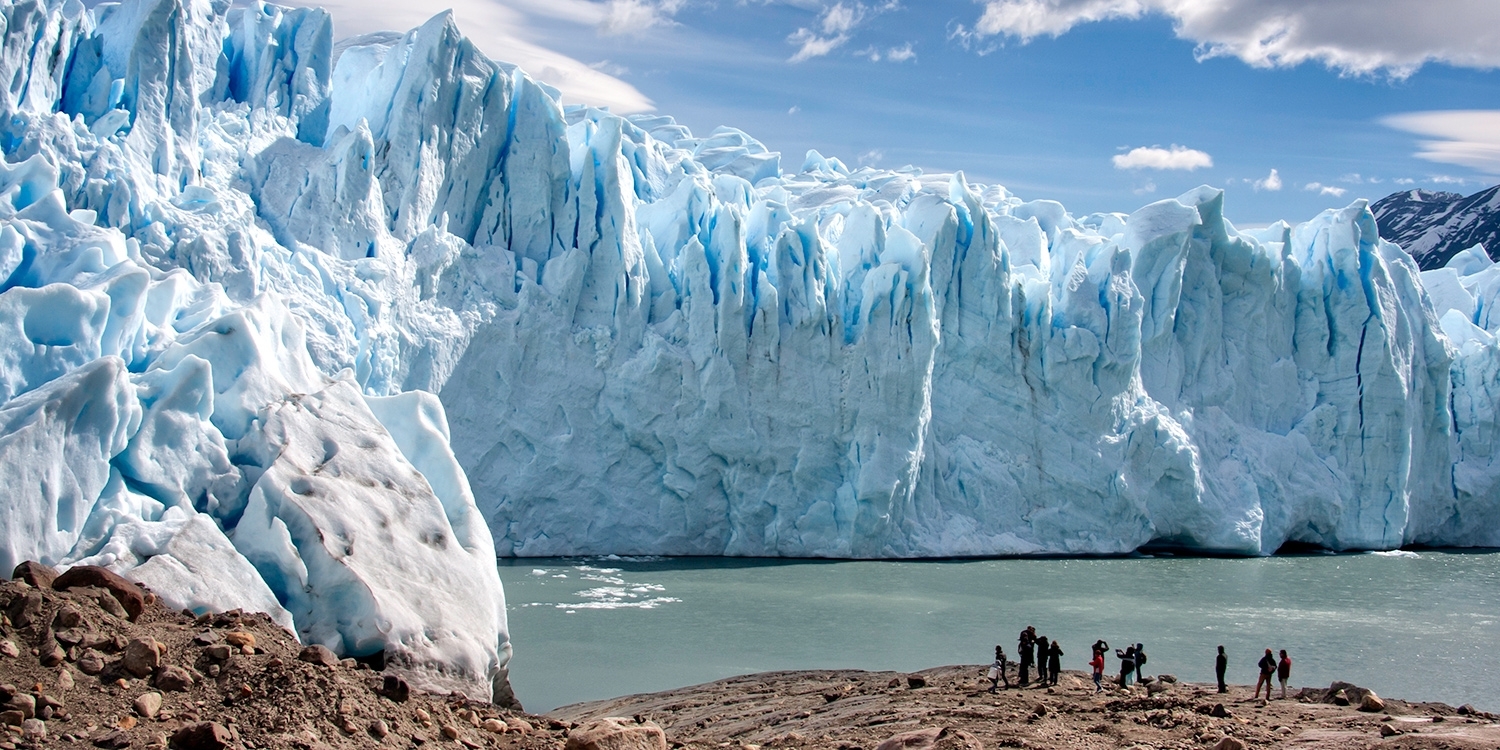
[1254,648,1275,700]
[987,645,1010,692]
[1018,627,1035,687]
[1277,649,1292,699]
[1215,645,1227,694]
[1046,640,1063,686]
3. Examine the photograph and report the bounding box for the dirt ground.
[553,665,1500,750]
[0,574,563,749]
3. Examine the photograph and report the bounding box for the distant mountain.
[1372,185,1500,270]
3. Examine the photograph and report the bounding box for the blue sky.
[299,0,1500,225]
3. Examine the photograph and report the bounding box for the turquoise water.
[498,551,1500,714]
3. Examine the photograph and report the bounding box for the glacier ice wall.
[0,0,1497,661]
[0,0,511,704]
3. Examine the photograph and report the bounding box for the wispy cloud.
[598,0,682,36]
[886,42,916,62]
[292,1,654,113]
[1112,145,1213,170]
[1382,110,1500,176]
[788,2,865,62]
[1253,168,1282,191]
[1304,182,1346,197]
[963,0,1500,77]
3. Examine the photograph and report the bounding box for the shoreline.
[552,665,1500,749]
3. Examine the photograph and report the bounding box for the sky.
[289,0,1500,225]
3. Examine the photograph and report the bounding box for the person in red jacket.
[1277,650,1292,699]
[1089,645,1106,694]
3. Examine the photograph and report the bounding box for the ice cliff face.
[0,0,1498,670]
[0,0,510,703]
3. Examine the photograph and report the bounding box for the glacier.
[1,0,1499,701]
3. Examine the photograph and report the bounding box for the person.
[1277,650,1292,699]
[1034,635,1050,685]
[1116,645,1136,687]
[1090,647,1105,693]
[1133,643,1147,681]
[1215,645,1228,694]
[1254,648,1276,700]
[1046,640,1063,686]
[1018,627,1035,687]
[987,645,1010,692]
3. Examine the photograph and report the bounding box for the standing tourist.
[1215,645,1228,694]
[1117,644,1136,687]
[988,646,1010,692]
[1254,648,1276,700]
[1034,634,1050,685]
[1277,649,1292,699]
[1133,643,1148,681]
[1018,627,1035,687]
[1090,646,1105,694]
[1046,640,1063,686]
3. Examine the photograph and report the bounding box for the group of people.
[988,635,1293,699]
[986,626,1064,692]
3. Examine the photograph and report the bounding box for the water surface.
[499,551,1500,714]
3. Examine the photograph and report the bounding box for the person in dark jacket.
[1133,643,1147,681]
[1034,635,1050,685]
[1277,650,1292,699]
[1018,627,1035,687]
[1116,645,1136,687]
[1254,648,1276,700]
[987,645,1010,692]
[1046,640,1063,686]
[1215,645,1228,694]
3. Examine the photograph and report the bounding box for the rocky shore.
[0,563,1495,750]
[555,666,1500,750]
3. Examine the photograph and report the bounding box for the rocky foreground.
[0,566,556,749]
[1,563,1497,750]
[555,666,1500,750]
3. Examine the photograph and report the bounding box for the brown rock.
[368,719,389,739]
[1211,738,1245,750]
[92,730,131,748]
[0,711,22,726]
[203,645,231,661]
[57,669,74,692]
[1380,723,1399,737]
[21,718,44,738]
[170,721,233,750]
[505,717,532,734]
[1359,691,1386,712]
[134,692,163,719]
[221,632,255,649]
[441,724,461,740]
[154,666,193,692]
[117,715,137,730]
[6,694,34,719]
[874,727,982,750]
[39,642,65,667]
[297,645,338,667]
[53,605,84,629]
[379,674,410,702]
[12,562,57,589]
[6,592,41,629]
[76,650,105,675]
[121,638,165,678]
[482,719,506,734]
[1209,703,1232,719]
[906,675,927,689]
[564,717,668,750]
[0,642,16,658]
[52,567,145,621]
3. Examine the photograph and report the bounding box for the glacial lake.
[497,551,1500,714]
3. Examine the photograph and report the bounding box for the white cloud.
[1253,168,1281,191]
[1394,178,1415,185]
[1304,182,1347,197]
[1382,110,1500,175]
[1112,144,1213,171]
[1133,180,1157,195]
[966,0,1500,77]
[857,148,884,166]
[293,1,654,113]
[788,105,802,114]
[887,42,916,62]
[598,0,678,36]
[788,2,866,61]
[821,2,863,34]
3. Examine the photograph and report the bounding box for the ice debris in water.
[0,0,1497,706]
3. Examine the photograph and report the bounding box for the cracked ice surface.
[0,0,1498,701]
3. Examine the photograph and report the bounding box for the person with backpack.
[1277,650,1292,699]
[1215,645,1228,694]
[1046,640,1063,686]
[987,645,1011,692]
[1133,643,1147,681]
[1254,648,1276,700]
[1090,646,1106,694]
[1034,634,1050,685]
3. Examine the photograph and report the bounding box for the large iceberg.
[0,0,1497,679]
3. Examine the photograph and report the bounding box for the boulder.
[297,645,338,667]
[1211,738,1244,750]
[76,650,105,675]
[564,717,668,750]
[171,721,233,750]
[906,675,927,689]
[134,692,162,719]
[1359,691,1385,713]
[222,632,255,650]
[11,562,57,589]
[52,567,145,620]
[121,638,165,678]
[1209,704,1232,719]
[154,666,193,692]
[379,674,410,703]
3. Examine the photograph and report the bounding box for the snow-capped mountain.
[3,0,1500,697]
[1373,186,1500,269]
